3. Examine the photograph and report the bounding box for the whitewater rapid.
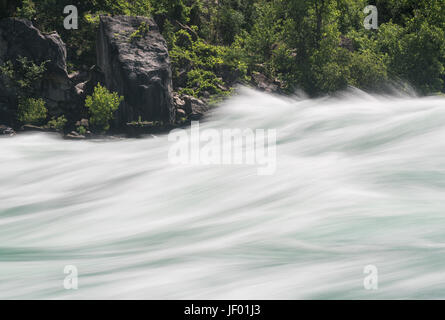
[1,87,445,299]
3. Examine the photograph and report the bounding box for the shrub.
[76,125,87,135]
[181,69,225,97]
[16,0,36,20]
[47,115,67,131]
[0,56,48,96]
[348,50,388,90]
[17,97,47,124]
[85,83,124,131]
[175,29,193,48]
[168,31,246,100]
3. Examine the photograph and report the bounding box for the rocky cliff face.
[0,18,77,125]
[0,16,182,132]
[96,15,175,127]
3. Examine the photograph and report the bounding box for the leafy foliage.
[17,97,47,124]
[0,56,48,96]
[76,125,87,135]
[10,0,445,98]
[15,0,36,20]
[47,116,68,131]
[1,56,49,126]
[85,83,124,131]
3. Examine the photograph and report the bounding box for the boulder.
[251,72,282,94]
[75,119,89,128]
[96,15,175,127]
[68,70,89,83]
[0,124,15,136]
[173,92,186,109]
[65,131,86,140]
[175,108,186,121]
[182,95,209,119]
[0,18,77,126]
[21,124,47,132]
[172,93,209,121]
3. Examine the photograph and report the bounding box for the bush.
[168,31,246,99]
[181,69,223,97]
[175,29,193,48]
[348,50,388,90]
[76,125,87,135]
[85,83,124,131]
[0,56,48,96]
[47,116,67,131]
[383,21,445,93]
[17,97,47,124]
[16,0,36,20]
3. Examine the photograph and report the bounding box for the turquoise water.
[1,88,445,299]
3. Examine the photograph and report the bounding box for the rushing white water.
[1,87,445,299]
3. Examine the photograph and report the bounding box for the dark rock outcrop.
[172,93,209,121]
[21,124,47,132]
[0,124,15,136]
[97,15,175,127]
[0,18,78,126]
[251,72,284,94]
[182,95,209,120]
[0,16,196,135]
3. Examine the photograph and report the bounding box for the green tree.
[9,0,445,97]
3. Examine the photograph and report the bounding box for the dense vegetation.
[3,0,445,100]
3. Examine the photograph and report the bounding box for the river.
[1,87,445,299]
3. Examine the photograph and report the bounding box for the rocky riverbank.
[0,15,281,139]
